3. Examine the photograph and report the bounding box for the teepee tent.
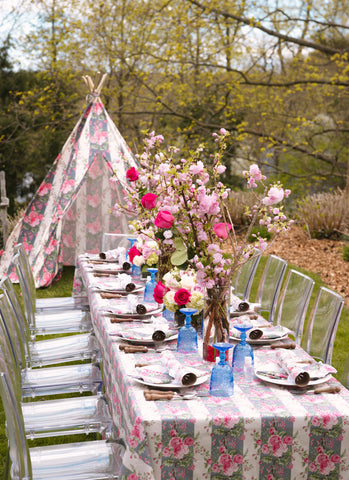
[0,73,137,287]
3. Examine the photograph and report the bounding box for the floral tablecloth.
[76,256,349,480]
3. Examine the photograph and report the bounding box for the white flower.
[187,291,204,312]
[180,273,196,290]
[163,271,181,289]
[163,291,177,312]
[164,230,173,239]
[133,255,145,266]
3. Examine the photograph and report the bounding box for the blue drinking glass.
[127,238,137,259]
[177,308,198,353]
[232,325,254,381]
[210,343,235,397]
[143,268,158,303]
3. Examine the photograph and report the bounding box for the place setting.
[230,316,291,346]
[254,348,338,391]
[91,273,144,297]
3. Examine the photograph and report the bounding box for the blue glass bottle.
[177,308,198,354]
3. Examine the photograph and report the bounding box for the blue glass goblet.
[210,343,235,397]
[143,268,158,303]
[232,325,254,382]
[127,238,137,259]
[177,308,198,354]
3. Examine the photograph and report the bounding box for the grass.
[0,262,349,477]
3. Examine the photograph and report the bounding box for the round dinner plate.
[115,331,178,345]
[109,303,163,318]
[93,264,125,274]
[254,370,333,387]
[131,364,209,389]
[97,285,144,295]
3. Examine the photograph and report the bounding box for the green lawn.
[0,262,348,477]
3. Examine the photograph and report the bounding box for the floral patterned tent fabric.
[0,74,137,287]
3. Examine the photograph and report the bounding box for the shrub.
[296,189,347,239]
[226,190,261,227]
[247,225,273,243]
[343,244,349,262]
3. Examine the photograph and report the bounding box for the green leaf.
[173,237,186,251]
[171,249,188,266]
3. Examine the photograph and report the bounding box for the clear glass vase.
[202,285,230,362]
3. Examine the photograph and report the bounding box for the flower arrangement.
[154,268,204,312]
[127,233,159,269]
[112,129,293,359]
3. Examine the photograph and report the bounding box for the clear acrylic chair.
[14,243,89,313]
[101,233,136,252]
[274,269,315,345]
[13,253,92,337]
[340,353,349,389]
[232,249,261,301]
[255,254,287,322]
[0,296,102,399]
[0,278,99,367]
[303,286,344,364]
[0,371,124,480]
[0,340,112,440]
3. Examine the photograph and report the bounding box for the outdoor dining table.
[74,255,349,480]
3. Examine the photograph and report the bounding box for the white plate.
[254,370,333,387]
[96,285,143,295]
[108,303,163,318]
[230,326,290,344]
[130,364,209,389]
[111,327,178,345]
[93,264,125,273]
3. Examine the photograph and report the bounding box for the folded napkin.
[127,294,148,314]
[99,246,126,262]
[248,325,289,341]
[159,350,204,386]
[276,350,337,386]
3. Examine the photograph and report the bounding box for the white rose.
[180,274,196,290]
[133,255,145,266]
[163,272,181,289]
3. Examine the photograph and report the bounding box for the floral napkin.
[275,350,337,386]
[159,350,206,386]
[99,246,127,262]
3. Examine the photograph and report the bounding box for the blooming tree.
[112,129,293,290]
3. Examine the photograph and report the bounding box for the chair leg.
[4,447,10,480]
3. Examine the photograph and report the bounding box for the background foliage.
[1,0,349,219]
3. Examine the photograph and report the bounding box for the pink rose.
[128,245,141,263]
[174,288,192,306]
[127,474,138,480]
[331,454,341,463]
[153,281,170,304]
[213,222,232,240]
[141,193,158,209]
[126,167,139,181]
[184,437,194,446]
[283,436,293,445]
[262,444,270,454]
[233,454,243,464]
[154,210,174,229]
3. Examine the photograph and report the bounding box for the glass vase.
[202,285,230,362]
[157,252,172,282]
